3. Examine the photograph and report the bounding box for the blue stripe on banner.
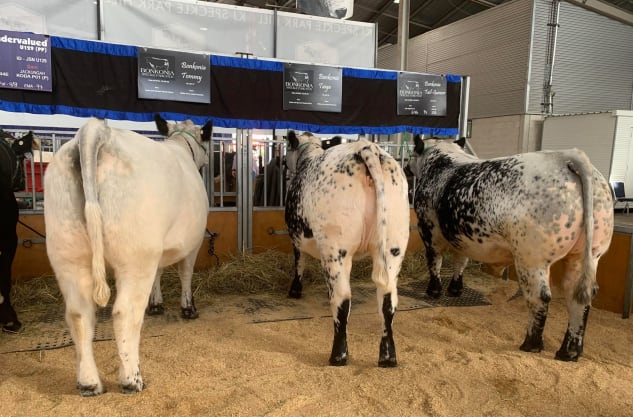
[210,55,282,72]
[51,36,137,57]
[0,100,457,135]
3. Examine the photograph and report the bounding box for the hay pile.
[11,250,484,314]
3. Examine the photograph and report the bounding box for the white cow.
[285,131,410,367]
[407,136,614,361]
[44,115,212,396]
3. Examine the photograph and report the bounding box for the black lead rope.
[206,229,220,266]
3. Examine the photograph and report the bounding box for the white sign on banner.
[138,47,211,104]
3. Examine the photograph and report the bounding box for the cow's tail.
[567,150,596,305]
[360,144,389,288]
[78,119,110,307]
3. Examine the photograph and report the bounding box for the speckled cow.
[407,136,614,362]
[285,131,410,367]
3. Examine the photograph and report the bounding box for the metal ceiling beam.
[367,0,398,23]
[467,0,498,7]
[432,0,470,28]
[378,0,434,45]
[566,0,633,25]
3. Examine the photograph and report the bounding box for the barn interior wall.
[541,112,617,180]
[528,0,633,114]
[469,115,523,158]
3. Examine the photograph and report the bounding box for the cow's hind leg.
[112,266,156,394]
[288,246,306,299]
[146,268,164,316]
[447,254,468,297]
[424,245,444,298]
[56,266,103,396]
[516,264,552,353]
[178,251,199,319]
[373,255,400,367]
[323,251,353,366]
[555,258,594,361]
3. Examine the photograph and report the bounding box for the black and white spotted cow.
[44,115,212,395]
[285,131,410,367]
[407,136,614,361]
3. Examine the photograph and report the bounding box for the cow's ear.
[287,130,299,150]
[201,121,213,142]
[154,114,169,136]
[413,134,425,155]
[455,137,466,148]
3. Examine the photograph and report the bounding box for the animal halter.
[170,129,207,160]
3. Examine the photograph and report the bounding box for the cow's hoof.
[378,357,397,368]
[121,382,145,394]
[447,281,463,297]
[2,320,22,334]
[519,336,544,353]
[146,305,164,316]
[554,349,580,362]
[288,282,303,299]
[426,288,442,299]
[329,353,348,366]
[181,307,199,320]
[77,383,105,397]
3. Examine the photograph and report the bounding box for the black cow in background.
[0,129,34,333]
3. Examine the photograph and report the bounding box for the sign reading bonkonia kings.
[0,30,52,92]
[137,47,210,104]
[397,72,447,116]
[283,63,342,113]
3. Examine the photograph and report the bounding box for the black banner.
[0,37,462,135]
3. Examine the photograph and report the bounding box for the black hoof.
[181,307,199,320]
[426,288,442,299]
[77,383,104,397]
[288,282,302,299]
[146,304,165,316]
[121,382,145,394]
[554,349,580,362]
[2,320,22,334]
[329,354,348,366]
[519,338,544,353]
[447,281,463,297]
[378,357,397,368]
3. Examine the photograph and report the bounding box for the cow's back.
[287,141,409,259]
[415,148,613,266]
[44,122,208,269]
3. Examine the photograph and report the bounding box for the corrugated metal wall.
[541,112,616,178]
[528,0,633,114]
[378,0,534,119]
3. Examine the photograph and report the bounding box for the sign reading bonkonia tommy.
[137,47,210,104]
[283,63,342,113]
[397,72,447,116]
[0,30,52,92]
